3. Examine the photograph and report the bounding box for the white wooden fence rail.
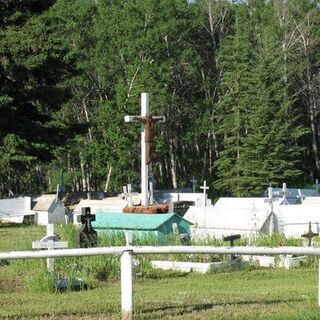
[1,245,320,320]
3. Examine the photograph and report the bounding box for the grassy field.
[1,225,320,319]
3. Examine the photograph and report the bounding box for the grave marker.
[125,93,165,205]
[200,181,209,207]
[302,222,319,247]
[32,223,68,273]
[77,207,97,248]
[223,234,241,260]
[264,187,279,234]
[278,183,291,205]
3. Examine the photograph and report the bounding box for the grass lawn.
[1,225,320,319]
[1,268,320,319]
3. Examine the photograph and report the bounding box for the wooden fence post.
[121,250,133,320]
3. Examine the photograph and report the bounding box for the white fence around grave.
[1,246,320,320]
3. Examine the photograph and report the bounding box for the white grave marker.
[279,182,290,205]
[200,181,209,207]
[264,187,274,213]
[32,223,68,273]
[263,187,279,234]
[125,93,165,205]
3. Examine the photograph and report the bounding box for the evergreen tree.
[0,0,75,196]
[214,3,257,196]
[215,1,307,196]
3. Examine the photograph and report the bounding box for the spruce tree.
[214,3,257,196]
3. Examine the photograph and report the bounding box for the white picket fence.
[1,246,320,320]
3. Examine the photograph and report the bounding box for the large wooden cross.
[125,93,165,205]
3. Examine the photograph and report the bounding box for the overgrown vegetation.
[0,225,318,293]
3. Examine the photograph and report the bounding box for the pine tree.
[214,3,257,196]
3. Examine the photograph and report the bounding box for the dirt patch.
[0,278,23,293]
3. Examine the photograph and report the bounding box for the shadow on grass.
[141,298,305,317]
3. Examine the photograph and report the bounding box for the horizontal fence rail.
[1,245,320,320]
[3,246,320,260]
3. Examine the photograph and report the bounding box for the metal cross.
[223,234,241,260]
[78,207,97,248]
[124,93,165,205]
[301,221,319,247]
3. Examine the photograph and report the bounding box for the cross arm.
[151,116,166,123]
[124,115,166,123]
[124,115,142,123]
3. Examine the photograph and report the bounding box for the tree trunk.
[104,165,112,192]
[82,99,93,141]
[80,155,86,191]
[306,63,320,173]
[169,137,178,189]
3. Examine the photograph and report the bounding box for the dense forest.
[1,0,320,198]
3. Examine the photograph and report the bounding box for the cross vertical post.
[263,187,277,234]
[200,181,209,207]
[46,223,54,273]
[140,93,149,206]
[124,93,165,206]
[278,182,290,205]
[268,187,274,214]
[268,187,276,234]
[282,183,288,205]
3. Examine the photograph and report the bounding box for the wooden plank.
[32,241,68,249]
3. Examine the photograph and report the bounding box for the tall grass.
[1,224,318,292]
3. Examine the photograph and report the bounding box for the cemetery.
[4,0,320,318]
[1,93,320,320]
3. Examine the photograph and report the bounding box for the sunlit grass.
[1,225,320,319]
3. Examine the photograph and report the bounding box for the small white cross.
[279,182,290,205]
[32,223,67,273]
[200,181,209,207]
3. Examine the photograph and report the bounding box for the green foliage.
[1,0,320,196]
[0,0,77,196]
[214,2,308,196]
